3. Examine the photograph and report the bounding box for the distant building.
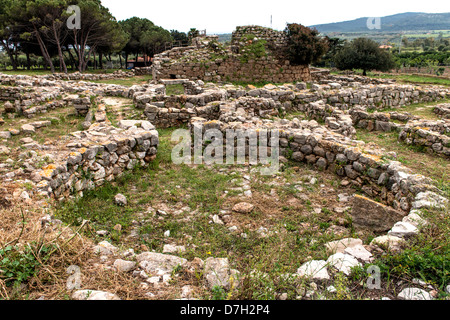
[379,45,393,50]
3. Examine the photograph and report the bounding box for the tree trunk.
[119,53,123,69]
[363,69,367,76]
[66,47,77,71]
[34,26,55,73]
[52,22,67,74]
[0,41,17,70]
[26,51,31,70]
[99,52,103,69]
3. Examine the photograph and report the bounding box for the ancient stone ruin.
[0,43,449,300]
[152,26,311,83]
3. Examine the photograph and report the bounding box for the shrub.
[283,23,329,66]
[334,38,395,76]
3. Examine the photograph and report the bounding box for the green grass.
[355,129,450,192]
[89,75,152,87]
[368,72,450,87]
[165,84,185,96]
[1,68,125,76]
[53,127,363,299]
[377,98,450,120]
[373,205,450,296]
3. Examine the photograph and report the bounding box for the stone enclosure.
[152,26,311,83]
[0,35,449,300]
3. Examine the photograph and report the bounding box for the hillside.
[310,12,450,33]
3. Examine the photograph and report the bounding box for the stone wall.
[189,117,447,216]
[433,103,450,119]
[136,81,448,129]
[34,120,159,199]
[399,120,450,157]
[153,54,310,84]
[231,25,288,54]
[152,25,311,83]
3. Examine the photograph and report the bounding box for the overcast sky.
[102,0,449,34]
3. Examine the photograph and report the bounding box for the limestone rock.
[325,238,363,255]
[162,244,186,254]
[232,202,254,214]
[326,253,361,275]
[136,252,187,276]
[72,290,121,300]
[296,260,330,280]
[113,259,136,273]
[351,195,406,232]
[0,131,11,139]
[114,193,127,206]
[21,124,36,134]
[344,244,373,262]
[204,257,240,290]
[370,235,405,251]
[388,221,418,238]
[398,288,433,300]
[93,241,118,256]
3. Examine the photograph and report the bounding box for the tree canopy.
[284,23,329,66]
[0,0,173,72]
[334,37,396,75]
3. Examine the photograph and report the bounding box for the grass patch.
[355,130,450,191]
[89,75,152,87]
[377,99,450,120]
[368,72,450,87]
[165,84,185,96]
[374,205,450,296]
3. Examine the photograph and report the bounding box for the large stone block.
[351,194,407,233]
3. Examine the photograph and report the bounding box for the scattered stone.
[181,285,194,299]
[21,124,35,134]
[338,193,350,202]
[326,253,361,275]
[232,202,254,214]
[325,238,363,255]
[93,241,118,256]
[20,137,34,144]
[296,260,330,280]
[136,252,187,276]
[72,290,121,300]
[0,131,11,139]
[344,244,373,262]
[204,257,240,290]
[278,293,288,300]
[327,285,337,293]
[212,214,224,225]
[398,288,433,300]
[96,230,109,236]
[370,235,405,251]
[388,221,419,238]
[163,244,186,254]
[114,193,127,206]
[113,259,136,273]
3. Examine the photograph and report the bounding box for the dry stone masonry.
[0,65,449,300]
[152,26,310,83]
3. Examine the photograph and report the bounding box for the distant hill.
[310,12,450,33]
